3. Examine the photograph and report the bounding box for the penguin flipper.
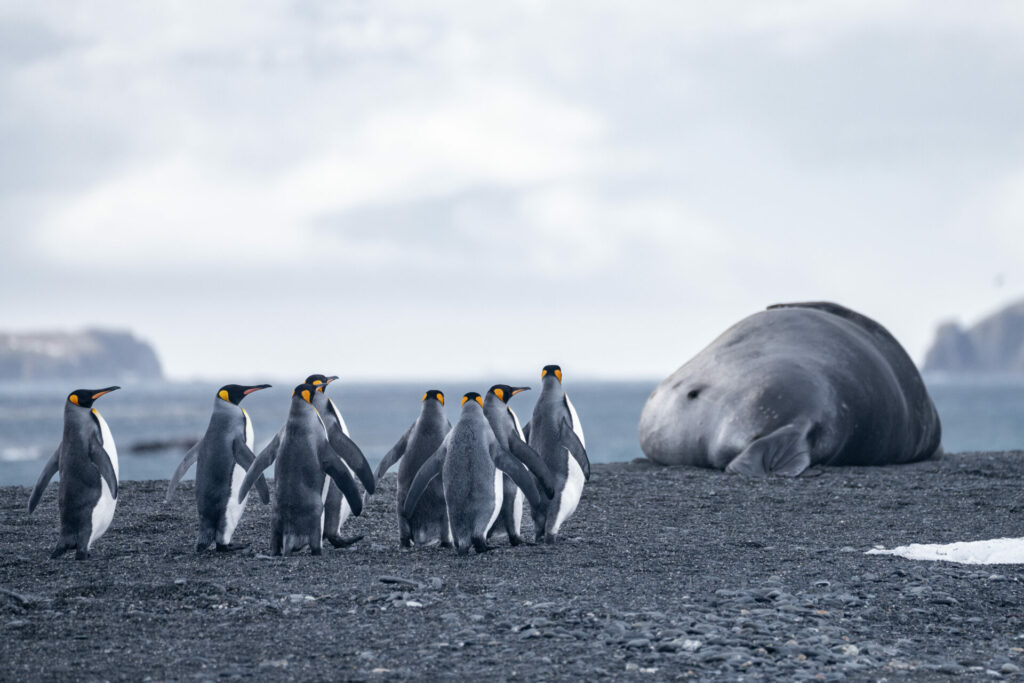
[28,446,60,513]
[492,445,544,512]
[325,421,376,495]
[232,436,270,504]
[560,418,591,481]
[319,445,363,517]
[374,425,411,483]
[402,445,446,519]
[508,436,557,498]
[89,433,118,499]
[238,435,279,504]
[165,443,200,503]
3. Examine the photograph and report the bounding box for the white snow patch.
[867,537,1024,565]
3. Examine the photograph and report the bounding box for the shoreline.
[3,453,1024,679]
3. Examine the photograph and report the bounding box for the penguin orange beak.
[90,386,120,400]
[510,387,530,396]
[243,384,271,395]
[318,376,338,392]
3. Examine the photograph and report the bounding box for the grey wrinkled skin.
[638,301,942,475]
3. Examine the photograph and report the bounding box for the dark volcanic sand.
[3,453,1024,681]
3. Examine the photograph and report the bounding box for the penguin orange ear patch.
[493,388,505,401]
[422,392,429,402]
[555,369,563,382]
[69,394,79,405]
[475,395,483,407]
[461,395,469,405]
[438,393,444,405]
[301,389,312,404]
[218,389,230,402]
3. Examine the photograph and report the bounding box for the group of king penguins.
[26,365,590,559]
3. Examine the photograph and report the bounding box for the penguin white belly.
[330,399,350,436]
[320,477,331,536]
[89,478,116,549]
[551,449,585,535]
[513,488,523,535]
[89,409,118,549]
[331,460,357,535]
[485,469,504,535]
[93,409,119,478]
[221,464,248,544]
[565,394,585,448]
[220,408,256,544]
[509,407,525,535]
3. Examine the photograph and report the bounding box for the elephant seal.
[638,302,942,476]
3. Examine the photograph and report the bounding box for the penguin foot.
[195,543,212,553]
[215,542,248,553]
[440,540,454,549]
[326,534,364,548]
[310,546,323,556]
[50,544,70,559]
[543,534,557,545]
[472,539,495,554]
[74,549,90,561]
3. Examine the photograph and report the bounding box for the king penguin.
[238,383,363,556]
[165,384,272,551]
[307,374,375,547]
[28,387,121,560]
[482,384,557,545]
[251,374,374,548]
[524,365,590,543]
[372,390,452,547]
[403,392,548,555]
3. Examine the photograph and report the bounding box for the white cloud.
[5,0,1024,378]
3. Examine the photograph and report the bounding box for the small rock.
[379,576,422,589]
[259,659,289,669]
[405,601,423,608]
[1002,663,1021,674]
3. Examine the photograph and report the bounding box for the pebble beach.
[3,452,1024,680]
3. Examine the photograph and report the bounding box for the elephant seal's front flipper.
[726,422,812,477]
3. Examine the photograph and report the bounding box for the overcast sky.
[2,2,1023,381]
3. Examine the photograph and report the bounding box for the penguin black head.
[488,385,530,403]
[291,383,319,405]
[422,389,445,405]
[541,365,563,383]
[67,386,120,409]
[217,384,271,405]
[305,374,339,392]
[461,392,483,407]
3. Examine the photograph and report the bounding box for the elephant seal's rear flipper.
[726,422,812,477]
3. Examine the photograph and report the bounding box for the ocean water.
[1,376,1021,487]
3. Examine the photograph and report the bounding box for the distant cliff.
[923,300,1024,373]
[0,330,163,382]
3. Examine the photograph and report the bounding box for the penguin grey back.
[442,393,502,553]
[374,390,451,547]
